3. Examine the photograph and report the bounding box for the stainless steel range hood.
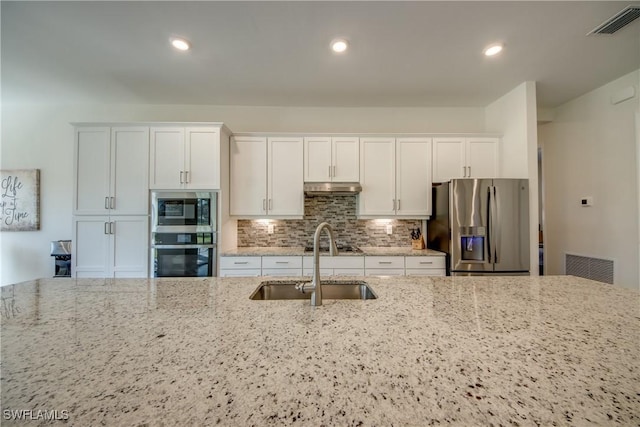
[304,182,362,196]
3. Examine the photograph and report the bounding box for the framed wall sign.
[1,169,41,231]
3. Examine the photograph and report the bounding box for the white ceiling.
[2,1,639,108]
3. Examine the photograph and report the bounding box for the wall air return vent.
[565,253,614,284]
[589,5,640,34]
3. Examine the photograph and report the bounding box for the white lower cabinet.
[261,256,303,277]
[219,256,261,277]
[73,216,149,278]
[219,254,445,277]
[365,256,405,276]
[405,256,446,276]
[302,256,365,276]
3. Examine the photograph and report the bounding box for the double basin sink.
[250,280,377,301]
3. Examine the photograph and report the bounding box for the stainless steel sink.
[250,280,377,301]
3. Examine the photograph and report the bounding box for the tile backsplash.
[237,195,422,247]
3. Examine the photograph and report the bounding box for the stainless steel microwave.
[151,191,217,233]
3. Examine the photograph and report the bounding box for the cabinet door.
[111,216,149,278]
[396,137,432,217]
[432,137,466,182]
[304,136,332,182]
[230,136,267,216]
[332,136,359,182]
[268,137,303,216]
[467,137,499,178]
[185,127,220,189]
[149,127,185,189]
[111,127,149,215]
[73,216,110,278]
[74,127,111,215]
[359,137,396,216]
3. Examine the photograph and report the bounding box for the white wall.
[0,103,485,285]
[484,82,539,275]
[539,70,640,290]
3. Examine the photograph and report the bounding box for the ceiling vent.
[588,5,640,34]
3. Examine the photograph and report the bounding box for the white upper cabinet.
[74,126,149,216]
[230,136,267,216]
[359,137,397,216]
[395,137,432,217]
[432,137,499,182]
[230,136,303,217]
[150,126,221,189]
[304,136,359,182]
[359,137,432,218]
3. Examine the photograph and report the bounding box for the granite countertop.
[1,276,638,426]
[221,246,445,257]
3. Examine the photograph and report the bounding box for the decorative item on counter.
[411,228,425,250]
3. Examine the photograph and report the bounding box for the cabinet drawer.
[405,256,446,270]
[303,256,365,269]
[262,268,303,277]
[364,268,405,276]
[303,268,333,277]
[262,256,302,269]
[365,256,405,269]
[219,256,261,269]
[219,269,261,277]
[405,269,446,277]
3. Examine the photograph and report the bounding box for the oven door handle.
[152,244,216,249]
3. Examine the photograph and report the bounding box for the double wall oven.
[151,191,218,277]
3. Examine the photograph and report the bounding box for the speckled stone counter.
[1,276,638,426]
[221,246,445,257]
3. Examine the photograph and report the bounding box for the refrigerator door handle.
[490,185,500,263]
[486,186,492,263]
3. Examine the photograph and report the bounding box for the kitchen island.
[1,276,638,426]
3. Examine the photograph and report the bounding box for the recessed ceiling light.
[170,37,191,51]
[483,43,503,57]
[330,38,349,53]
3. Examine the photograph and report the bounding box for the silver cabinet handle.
[468,166,471,177]
[105,197,109,209]
[185,171,189,183]
[104,222,109,235]
[234,261,249,265]
[333,165,336,177]
[397,199,400,211]
[419,261,433,265]
[269,199,273,210]
[378,261,393,265]
[110,222,115,235]
[110,197,115,209]
[263,199,266,211]
[392,199,396,210]
[180,171,184,184]
[328,165,332,178]
[275,261,289,264]
[463,166,467,177]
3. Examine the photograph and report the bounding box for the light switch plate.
[267,224,275,234]
[386,224,392,234]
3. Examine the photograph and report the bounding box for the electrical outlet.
[267,224,275,234]
[386,224,393,234]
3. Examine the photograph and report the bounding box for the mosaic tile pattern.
[237,195,422,247]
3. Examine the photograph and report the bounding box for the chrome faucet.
[295,222,339,306]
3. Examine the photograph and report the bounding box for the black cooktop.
[303,244,362,253]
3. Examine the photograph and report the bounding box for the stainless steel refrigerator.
[427,179,530,276]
